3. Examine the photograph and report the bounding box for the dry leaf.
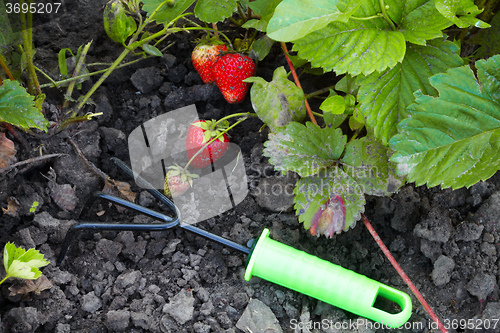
[102,179,137,212]
[8,275,53,296]
[2,197,20,217]
[0,132,16,168]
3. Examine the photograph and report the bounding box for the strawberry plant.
[0,242,49,286]
[236,0,497,238]
[102,0,498,238]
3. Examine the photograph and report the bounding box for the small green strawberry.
[164,165,198,197]
[214,53,256,104]
[191,41,227,84]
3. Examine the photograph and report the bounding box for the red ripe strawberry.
[164,165,198,197]
[186,120,229,169]
[214,53,256,104]
[191,42,227,84]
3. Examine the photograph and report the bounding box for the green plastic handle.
[245,229,412,328]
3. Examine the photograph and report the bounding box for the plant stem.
[350,14,383,21]
[361,214,448,333]
[38,57,147,89]
[379,0,396,31]
[20,0,41,96]
[0,57,15,81]
[58,112,103,131]
[63,41,92,110]
[184,117,248,170]
[76,46,133,110]
[280,42,317,125]
[213,112,256,126]
[0,275,9,285]
[304,86,337,99]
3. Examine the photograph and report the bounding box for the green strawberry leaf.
[194,0,238,23]
[263,122,347,177]
[320,93,345,115]
[291,0,455,76]
[250,35,274,61]
[357,38,463,145]
[292,11,406,75]
[245,67,306,131]
[335,74,359,95]
[348,107,365,131]
[3,242,49,281]
[142,44,163,57]
[293,166,365,234]
[435,0,490,29]
[323,112,348,129]
[0,80,49,132]
[341,137,403,196]
[267,0,360,42]
[386,0,453,45]
[142,0,195,25]
[390,55,500,189]
[242,0,282,32]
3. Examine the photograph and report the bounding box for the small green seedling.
[29,201,39,213]
[0,242,49,286]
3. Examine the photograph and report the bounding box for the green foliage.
[341,137,402,196]
[357,38,463,144]
[0,80,49,132]
[0,1,22,53]
[245,67,306,131]
[390,55,500,189]
[264,122,346,177]
[103,0,138,44]
[265,121,401,234]
[293,168,365,234]
[1,242,49,284]
[194,0,238,23]
[435,0,490,28]
[292,19,406,76]
[320,93,345,115]
[385,0,452,45]
[267,0,359,42]
[142,0,195,25]
[242,0,282,32]
[141,44,163,57]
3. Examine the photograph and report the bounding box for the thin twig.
[361,214,448,333]
[67,137,109,181]
[0,153,67,174]
[280,42,317,125]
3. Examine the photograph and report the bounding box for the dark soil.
[1,1,500,332]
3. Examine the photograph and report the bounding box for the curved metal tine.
[94,191,177,223]
[110,158,250,254]
[110,157,177,214]
[58,192,180,266]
